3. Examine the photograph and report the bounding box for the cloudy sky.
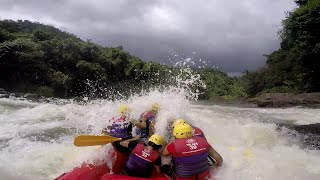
[0,0,296,73]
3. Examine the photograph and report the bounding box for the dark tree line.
[0,20,246,99]
[244,0,320,95]
[0,20,172,97]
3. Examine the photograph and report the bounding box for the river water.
[0,90,320,180]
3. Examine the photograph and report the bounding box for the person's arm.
[209,147,223,166]
[162,143,174,156]
[133,118,147,129]
[153,156,161,173]
[154,165,161,173]
[148,118,156,136]
[119,137,140,148]
[162,146,170,156]
[128,136,140,142]
[101,128,110,135]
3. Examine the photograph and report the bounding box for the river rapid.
[0,90,320,180]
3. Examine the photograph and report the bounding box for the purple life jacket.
[108,116,132,139]
[125,143,160,177]
[171,136,210,178]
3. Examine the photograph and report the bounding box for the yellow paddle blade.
[74,135,122,147]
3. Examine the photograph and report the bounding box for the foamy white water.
[0,91,320,180]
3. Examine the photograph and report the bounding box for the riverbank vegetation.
[243,0,320,96]
[0,0,319,100]
[0,20,246,99]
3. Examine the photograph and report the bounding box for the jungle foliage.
[0,20,245,99]
[244,0,320,95]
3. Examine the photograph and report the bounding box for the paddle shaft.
[74,135,122,147]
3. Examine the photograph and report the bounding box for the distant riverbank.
[2,88,320,109]
[247,93,320,108]
[205,93,320,108]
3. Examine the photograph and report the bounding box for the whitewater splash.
[0,88,194,179]
[1,91,320,180]
[0,58,319,179]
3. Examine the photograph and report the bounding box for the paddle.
[74,135,122,147]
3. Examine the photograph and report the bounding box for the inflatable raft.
[55,163,169,180]
[55,146,215,180]
[55,145,169,180]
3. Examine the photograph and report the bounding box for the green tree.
[0,19,246,99]
[244,0,320,95]
[0,29,11,42]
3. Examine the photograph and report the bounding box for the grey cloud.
[0,0,296,72]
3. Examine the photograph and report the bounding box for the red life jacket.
[126,143,160,178]
[142,111,156,122]
[171,136,210,178]
[193,126,206,139]
[112,116,126,122]
[136,111,156,138]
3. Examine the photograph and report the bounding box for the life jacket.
[171,136,210,178]
[126,143,160,177]
[136,111,156,138]
[143,111,156,122]
[108,116,132,140]
[193,126,206,139]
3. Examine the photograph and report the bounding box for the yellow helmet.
[148,134,165,146]
[173,124,193,139]
[172,119,187,128]
[117,105,131,114]
[151,103,160,112]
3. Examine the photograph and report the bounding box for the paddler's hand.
[101,128,109,135]
[131,119,138,126]
[159,146,165,153]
